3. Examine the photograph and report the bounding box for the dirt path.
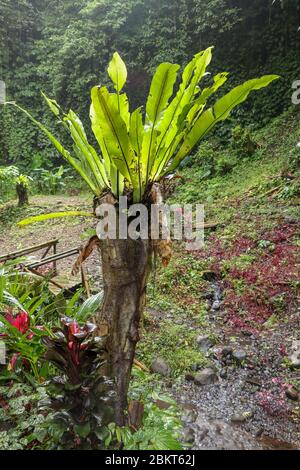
[0,195,102,288]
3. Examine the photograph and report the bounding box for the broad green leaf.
[130,108,144,201]
[110,163,124,199]
[74,422,91,438]
[151,430,183,451]
[151,48,213,180]
[10,103,99,195]
[108,52,127,93]
[144,62,180,185]
[130,107,144,155]
[186,72,229,127]
[90,103,125,198]
[145,62,180,126]
[76,292,103,321]
[18,211,94,227]
[41,95,109,190]
[163,74,280,175]
[110,93,130,130]
[91,86,138,187]
[65,109,109,188]
[139,128,158,198]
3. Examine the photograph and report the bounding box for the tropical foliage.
[8,49,278,206]
[0,0,298,171]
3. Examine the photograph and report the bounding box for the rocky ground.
[174,280,300,450]
[146,205,300,450]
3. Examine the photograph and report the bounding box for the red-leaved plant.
[40,316,116,449]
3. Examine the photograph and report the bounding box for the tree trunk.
[16,183,28,206]
[97,235,152,426]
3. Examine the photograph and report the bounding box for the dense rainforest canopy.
[0,0,299,172]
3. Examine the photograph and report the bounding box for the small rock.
[231,414,246,423]
[231,411,253,423]
[194,368,218,386]
[219,369,227,379]
[285,386,299,401]
[182,428,195,444]
[222,346,233,357]
[151,358,170,376]
[196,335,214,353]
[288,340,300,369]
[241,329,253,337]
[185,373,195,382]
[233,349,247,363]
[211,300,221,311]
[156,399,171,410]
[182,409,197,424]
[201,270,217,281]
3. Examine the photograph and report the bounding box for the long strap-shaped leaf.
[10,103,99,195]
[90,102,124,199]
[143,62,180,188]
[151,48,213,180]
[153,72,229,179]
[18,211,95,227]
[129,107,144,201]
[41,94,109,190]
[65,110,109,188]
[91,86,136,186]
[162,75,280,176]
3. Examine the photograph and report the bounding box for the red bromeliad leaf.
[6,311,30,334]
[8,352,20,370]
[69,321,81,336]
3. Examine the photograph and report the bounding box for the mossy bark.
[97,235,152,426]
[16,183,29,206]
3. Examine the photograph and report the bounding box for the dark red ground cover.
[197,220,299,332]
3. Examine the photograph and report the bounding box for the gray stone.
[151,358,170,376]
[289,340,300,369]
[222,346,233,357]
[231,411,253,423]
[285,386,299,401]
[182,409,197,424]
[194,414,263,450]
[233,349,247,363]
[219,369,228,379]
[196,335,214,353]
[194,368,218,386]
[211,300,221,311]
[185,373,195,382]
[182,428,195,444]
[230,414,247,423]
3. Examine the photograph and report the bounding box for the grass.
[137,106,300,374]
